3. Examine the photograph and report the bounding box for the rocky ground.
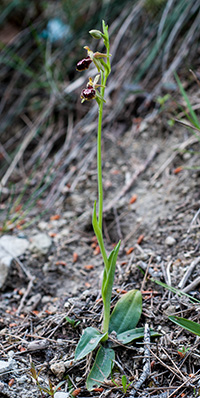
[0,95,200,397]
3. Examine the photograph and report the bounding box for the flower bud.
[76,56,92,71]
[89,30,102,40]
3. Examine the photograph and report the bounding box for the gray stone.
[38,221,49,230]
[59,227,70,237]
[0,359,13,374]
[165,236,176,246]
[17,375,28,384]
[29,233,52,255]
[0,235,29,289]
[0,382,4,391]
[164,305,176,316]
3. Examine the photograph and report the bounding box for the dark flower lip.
[81,87,96,100]
[76,56,92,71]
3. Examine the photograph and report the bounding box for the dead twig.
[167,370,200,398]
[174,119,200,133]
[187,209,200,234]
[141,257,153,292]
[182,276,200,293]
[130,323,151,397]
[148,347,184,382]
[17,275,36,315]
[161,347,187,383]
[139,392,175,398]
[178,257,200,289]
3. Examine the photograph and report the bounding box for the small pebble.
[183,152,191,160]
[164,305,176,316]
[18,375,28,384]
[165,236,176,246]
[64,359,74,368]
[29,233,52,255]
[59,228,70,237]
[38,221,49,230]
[47,304,58,314]
[41,295,52,304]
[50,361,65,379]
[0,382,4,391]
[63,211,75,219]
[0,360,12,374]
[54,392,69,398]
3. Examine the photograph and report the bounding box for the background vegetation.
[0,0,200,229]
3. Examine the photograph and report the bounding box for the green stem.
[96,74,110,338]
[95,25,112,337]
[97,76,104,231]
[102,307,109,339]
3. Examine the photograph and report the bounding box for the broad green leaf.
[86,346,115,391]
[109,290,142,334]
[169,316,200,336]
[116,327,160,345]
[75,327,107,361]
[101,241,121,323]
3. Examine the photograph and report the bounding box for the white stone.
[0,235,29,258]
[165,236,176,246]
[0,360,12,374]
[0,235,29,288]
[29,233,52,255]
[38,221,48,230]
[54,393,69,398]
[59,228,70,237]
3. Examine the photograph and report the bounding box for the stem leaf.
[86,345,115,391]
[101,241,121,326]
[169,316,200,336]
[92,201,109,270]
[75,327,107,361]
[109,290,142,334]
[92,201,101,241]
[100,59,110,75]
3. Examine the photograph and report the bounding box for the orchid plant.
[73,21,153,391]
